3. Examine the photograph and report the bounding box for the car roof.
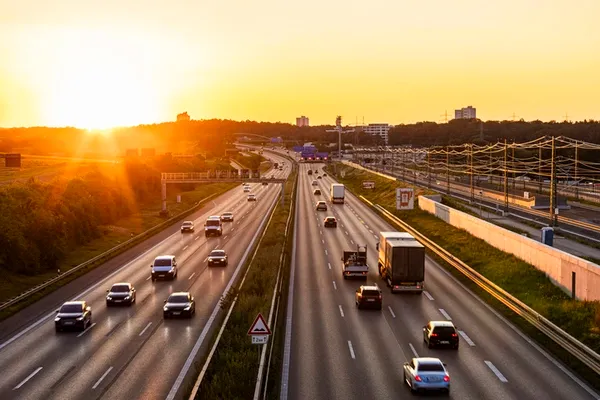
[414,357,444,365]
[207,215,221,220]
[325,216,336,219]
[429,321,455,327]
[62,301,84,306]
[155,255,175,260]
[169,292,190,297]
[182,221,193,224]
[222,211,233,215]
[210,249,226,253]
[360,285,380,291]
[111,282,131,287]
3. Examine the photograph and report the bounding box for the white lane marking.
[195,236,199,241]
[139,322,152,337]
[388,306,396,318]
[231,228,235,231]
[338,305,344,317]
[341,224,344,228]
[214,245,218,250]
[423,291,434,301]
[203,257,208,262]
[373,235,378,239]
[345,231,349,235]
[332,281,337,290]
[325,250,328,255]
[485,361,508,382]
[92,366,114,389]
[368,229,373,234]
[327,263,331,270]
[350,240,354,245]
[145,276,151,281]
[347,341,356,359]
[409,343,419,358]
[13,367,43,390]
[321,239,325,244]
[76,322,96,337]
[224,235,228,239]
[365,225,369,229]
[320,230,322,235]
[439,309,452,320]
[459,330,476,346]
[188,272,196,280]
[183,245,188,251]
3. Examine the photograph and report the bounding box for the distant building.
[125,148,139,157]
[454,106,477,119]
[141,148,156,158]
[363,123,392,144]
[296,116,309,127]
[177,112,191,122]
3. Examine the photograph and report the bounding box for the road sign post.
[248,313,272,345]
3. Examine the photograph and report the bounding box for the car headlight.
[169,268,175,273]
[106,296,112,300]
[163,306,169,311]
[124,295,130,300]
[76,316,84,321]
[208,258,213,262]
[54,317,61,322]
[184,305,191,311]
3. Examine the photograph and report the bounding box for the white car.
[244,186,251,192]
[312,180,318,186]
[247,194,257,202]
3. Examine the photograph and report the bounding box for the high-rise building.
[296,116,309,127]
[454,106,477,119]
[363,123,392,144]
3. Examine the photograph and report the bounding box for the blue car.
[403,357,450,394]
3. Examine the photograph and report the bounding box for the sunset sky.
[1,0,600,129]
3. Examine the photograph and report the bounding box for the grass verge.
[190,163,298,399]
[0,182,237,321]
[325,162,600,390]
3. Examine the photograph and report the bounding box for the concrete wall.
[419,195,600,301]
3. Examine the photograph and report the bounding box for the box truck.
[330,183,345,204]
[377,232,425,293]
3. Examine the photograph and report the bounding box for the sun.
[41,30,164,129]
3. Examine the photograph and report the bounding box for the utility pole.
[402,147,406,182]
[504,140,509,212]
[538,144,543,193]
[574,141,579,199]
[427,150,431,189]
[550,136,557,226]
[511,143,516,190]
[489,146,494,187]
[326,115,354,165]
[470,144,474,203]
[440,110,449,123]
[446,146,450,194]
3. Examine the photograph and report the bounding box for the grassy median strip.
[191,164,297,400]
[326,162,600,389]
[0,182,236,321]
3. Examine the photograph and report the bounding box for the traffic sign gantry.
[248,313,271,345]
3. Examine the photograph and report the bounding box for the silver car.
[403,357,450,394]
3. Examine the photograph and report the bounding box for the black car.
[314,189,322,196]
[180,221,194,233]
[55,301,92,332]
[307,170,313,175]
[323,216,337,228]
[423,321,459,349]
[220,212,234,222]
[323,173,327,177]
[262,181,268,186]
[317,175,322,179]
[163,292,196,318]
[106,282,136,306]
[208,249,228,267]
[355,285,382,310]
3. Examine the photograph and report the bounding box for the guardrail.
[0,192,221,313]
[358,195,600,376]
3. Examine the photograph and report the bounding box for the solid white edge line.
[338,305,344,317]
[138,322,152,337]
[203,258,207,263]
[188,272,196,280]
[280,166,300,400]
[321,239,325,244]
[325,250,328,255]
[327,262,331,270]
[458,330,476,346]
[484,361,508,382]
[332,281,337,290]
[423,290,434,301]
[92,366,113,389]
[350,240,354,244]
[183,245,188,251]
[76,322,96,338]
[145,276,151,281]
[408,343,419,358]
[165,186,278,400]
[347,341,356,359]
[388,306,396,318]
[13,366,43,390]
[195,236,199,240]
[439,308,452,320]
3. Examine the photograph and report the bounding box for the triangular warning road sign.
[248,313,272,335]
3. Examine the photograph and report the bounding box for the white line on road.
[459,330,476,346]
[183,245,188,251]
[345,231,349,235]
[224,235,228,239]
[195,236,199,241]
[341,224,344,228]
[320,230,322,235]
[231,228,235,231]
[333,281,337,290]
[139,322,152,337]
[214,245,218,250]
[327,262,331,270]
[145,276,151,281]
[338,305,344,317]
[13,367,43,390]
[325,250,328,255]
[350,240,354,244]
[203,258,207,262]
[76,322,96,337]
[409,343,419,358]
[347,341,356,359]
[373,234,378,239]
[439,309,452,320]
[388,306,396,318]
[423,291,434,300]
[485,361,508,382]
[92,366,114,389]
[188,272,196,280]
[369,229,373,233]
[321,239,325,244]
[365,225,369,229]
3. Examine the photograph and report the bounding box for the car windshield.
[154,259,172,266]
[206,220,220,226]
[168,295,189,303]
[433,327,456,335]
[60,304,82,313]
[326,218,335,221]
[111,285,129,292]
[210,250,225,257]
[418,362,444,372]
[222,213,232,217]
[182,222,193,226]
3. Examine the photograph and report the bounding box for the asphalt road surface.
[282,161,599,400]
[0,153,290,400]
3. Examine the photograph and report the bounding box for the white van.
[151,255,177,281]
[205,216,223,237]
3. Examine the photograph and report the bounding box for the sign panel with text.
[396,188,414,210]
[362,181,375,189]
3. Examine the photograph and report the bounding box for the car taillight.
[443,375,450,382]
[452,333,458,337]
[362,272,367,275]
[431,333,438,337]
[378,295,382,300]
[394,285,399,289]
[414,375,422,382]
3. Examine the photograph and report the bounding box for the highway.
[0,153,290,400]
[283,161,599,400]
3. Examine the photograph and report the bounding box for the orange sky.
[1,0,600,128]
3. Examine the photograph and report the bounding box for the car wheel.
[453,343,459,350]
[151,277,155,282]
[427,341,433,349]
[378,305,383,311]
[55,326,61,333]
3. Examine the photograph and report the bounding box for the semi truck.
[377,232,425,293]
[330,183,345,204]
[341,245,369,279]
